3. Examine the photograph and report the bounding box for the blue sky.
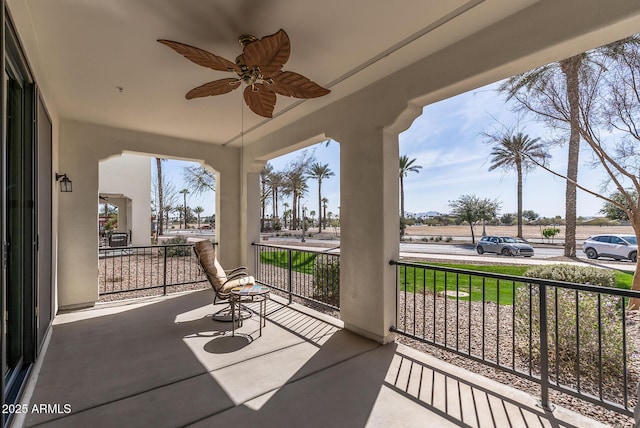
[159,80,612,219]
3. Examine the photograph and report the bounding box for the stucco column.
[338,126,399,344]
[242,168,262,270]
[213,150,244,269]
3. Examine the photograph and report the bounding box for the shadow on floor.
[22,290,601,428]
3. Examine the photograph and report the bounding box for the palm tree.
[284,168,307,230]
[307,163,334,233]
[268,170,284,224]
[155,158,166,235]
[500,53,586,256]
[399,155,422,236]
[175,206,184,229]
[502,37,640,256]
[179,189,189,229]
[321,197,329,229]
[309,210,316,229]
[282,202,290,229]
[260,164,273,232]
[163,204,172,229]
[486,132,550,238]
[193,206,204,229]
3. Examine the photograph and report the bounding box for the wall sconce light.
[55,173,73,192]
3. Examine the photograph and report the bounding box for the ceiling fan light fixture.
[238,35,258,46]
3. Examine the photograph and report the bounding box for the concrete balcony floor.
[19,290,606,427]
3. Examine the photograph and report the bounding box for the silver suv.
[582,234,637,262]
[476,236,534,257]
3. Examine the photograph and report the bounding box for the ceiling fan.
[158,29,330,118]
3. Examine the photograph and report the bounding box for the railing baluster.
[433,270,436,343]
[622,301,628,410]
[468,275,471,356]
[482,277,485,361]
[528,283,533,376]
[422,267,426,341]
[456,273,459,352]
[511,280,515,370]
[576,290,581,393]
[497,279,500,366]
[412,267,416,337]
[539,282,551,411]
[554,288,559,385]
[288,249,293,304]
[598,293,603,401]
[444,271,448,347]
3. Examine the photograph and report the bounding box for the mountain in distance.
[405,211,445,219]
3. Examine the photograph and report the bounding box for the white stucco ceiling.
[8,0,544,146]
[9,0,544,144]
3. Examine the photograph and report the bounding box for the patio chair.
[193,240,255,321]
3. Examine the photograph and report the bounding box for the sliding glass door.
[3,21,36,408]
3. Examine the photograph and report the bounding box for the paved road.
[268,237,568,259]
[263,236,636,270]
[400,242,563,258]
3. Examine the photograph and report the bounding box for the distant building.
[99,153,151,246]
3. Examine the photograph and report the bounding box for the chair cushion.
[220,275,255,293]
[195,240,225,290]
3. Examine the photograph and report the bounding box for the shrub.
[445,236,452,242]
[160,235,192,257]
[541,226,561,243]
[515,264,629,380]
[312,255,339,306]
[524,264,616,287]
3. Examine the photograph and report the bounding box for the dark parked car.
[476,236,534,257]
[582,234,637,262]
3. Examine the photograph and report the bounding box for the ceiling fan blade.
[269,71,330,99]
[242,29,290,76]
[243,84,276,118]
[158,39,240,73]
[186,78,241,99]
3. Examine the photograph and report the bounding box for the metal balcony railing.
[390,259,640,418]
[98,243,208,298]
[252,243,340,312]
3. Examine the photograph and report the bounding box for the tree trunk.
[400,176,405,237]
[155,158,164,236]
[292,193,298,230]
[260,177,266,232]
[561,56,582,257]
[323,204,327,229]
[516,160,523,238]
[628,213,640,309]
[469,223,476,244]
[318,179,323,233]
[272,186,277,222]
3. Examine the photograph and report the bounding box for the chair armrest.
[223,272,252,284]
[224,266,249,275]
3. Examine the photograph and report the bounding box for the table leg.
[259,298,263,337]
[231,298,236,336]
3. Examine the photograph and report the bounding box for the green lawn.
[259,250,317,274]
[399,262,634,305]
[399,263,528,305]
[259,250,635,305]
